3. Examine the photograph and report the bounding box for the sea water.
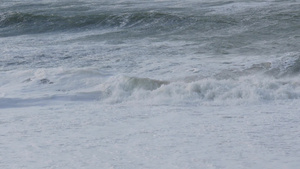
[1,0,300,168]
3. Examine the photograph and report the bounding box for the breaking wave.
[94,55,300,104]
[100,74,300,105]
[1,57,300,108]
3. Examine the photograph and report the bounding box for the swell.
[0,11,192,37]
[0,4,299,38]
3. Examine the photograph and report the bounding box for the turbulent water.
[1,0,300,168]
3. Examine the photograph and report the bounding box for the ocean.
[1,0,300,168]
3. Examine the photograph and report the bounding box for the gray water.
[1,0,300,168]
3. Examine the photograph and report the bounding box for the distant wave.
[0,11,194,37]
[1,4,299,37]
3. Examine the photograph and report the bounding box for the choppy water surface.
[1,0,300,168]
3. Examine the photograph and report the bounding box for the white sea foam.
[1,62,299,108]
[98,74,300,105]
[1,0,300,168]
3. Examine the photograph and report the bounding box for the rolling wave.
[1,56,300,108]
[101,66,300,104]
[1,3,299,39]
[0,11,192,37]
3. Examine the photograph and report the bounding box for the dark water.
[0,0,299,76]
[0,0,299,105]
[1,1,299,47]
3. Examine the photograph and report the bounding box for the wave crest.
[100,75,300,104]
[0,11,189,36]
